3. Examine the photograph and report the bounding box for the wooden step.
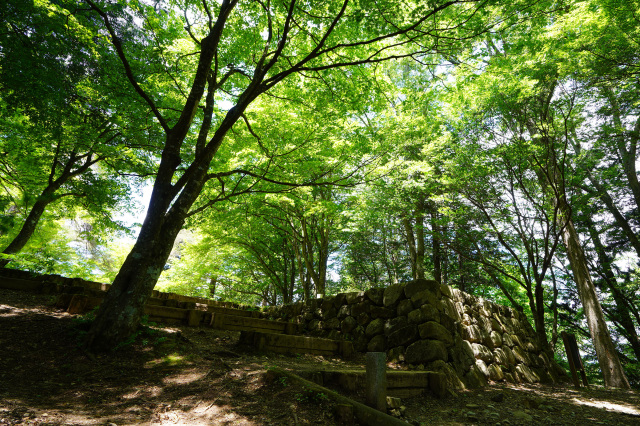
[209,312,298,334]
[296,369,447,398]
[239,330,354,358]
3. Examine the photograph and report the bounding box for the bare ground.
[1,287,639,426]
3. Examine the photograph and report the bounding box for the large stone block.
[503,346,516,365]
[515,364,540,383]
[513,346,530,365]
[333,293,347,308]
[388,346,405,363]
[337,305,350,319]
[404,279,440,299]
[481,328,494,349]
[365,287,385,305]
[405,339,448,364]
[350,301,370,317]
[367,334,386,352]
[418,321,453,346]
[489,331,503,348]
[383,284,405,307]
[511,334,524,348]
[357,312,370,326]
[440,283,452,299]
[322,297,335,311]
[488,364,505,381]
[410,289,438,308]
[451,288,465,303]
[493,348,509,365]
[428,359,466,391]
[387,325,418,348]
[442,298,462,322]
[490,317,503,332]
[464,364,488,388]
[475,359,489,377]
[385,316,409,335]
[463,325,483,343]
[461,313,473,326]
[325,317,340,330]
[369,306,394,319]
[502,333,514,347]
[322,307,337,321]
[340,316,357,333]
[397,299,414,317]
[478,316,492,332]
[439,312,457,334]
[471,343,493,364]
[407,305,440,324]
[448,337,475,373]
[365,318,385,337]
[345,291,365,305]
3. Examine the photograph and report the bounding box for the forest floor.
[1,288,639,426]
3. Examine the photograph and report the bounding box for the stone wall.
[266,279,566,389]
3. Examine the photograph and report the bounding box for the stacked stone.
[266,279,564,388]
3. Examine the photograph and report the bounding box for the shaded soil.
[1,287,639,425]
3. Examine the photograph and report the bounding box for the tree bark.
[526,80,630,386]
[429,206,442,283]
[1,196,52,267]
[559,217,630,388]
[402,207,425,281]
[208,275,217,299]
[585,217,640,361]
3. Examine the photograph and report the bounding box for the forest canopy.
[0,0,638,387]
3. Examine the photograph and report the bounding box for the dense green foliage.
[1,0,638,385]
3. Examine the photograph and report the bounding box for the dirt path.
[1,288,639,425]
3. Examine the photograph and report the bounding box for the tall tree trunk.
[585,217,640,361]
[84,98,243,350]
[403,209,425,280]
[208,275,217,299]
[536,157,630,387]
[403,217,418,280]
[550,267,559,351]
[84,185,191,350]
[430,206,442,283]
[528,85,630,387]
[533,280,549,349]
[560,216,630,388]
[1,197,52,267]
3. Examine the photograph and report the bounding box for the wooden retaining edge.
[265,368,409,426]
[240,331,354,358]
[297,369,448,399]
[210,313,296,335]
[0,276,44,292]
[64,294,204,326]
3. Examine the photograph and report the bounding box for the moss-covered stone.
[405,339,448,364]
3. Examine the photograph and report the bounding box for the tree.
[79,0,510,350]
[0,0,152,267]
[444,5,632,386]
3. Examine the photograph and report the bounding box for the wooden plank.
[387,371,430,388]
[388,388,425,398]
[0,277,42,292]
[210,313,290,334]
[207,306,257,318]
[143,305,189,321]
